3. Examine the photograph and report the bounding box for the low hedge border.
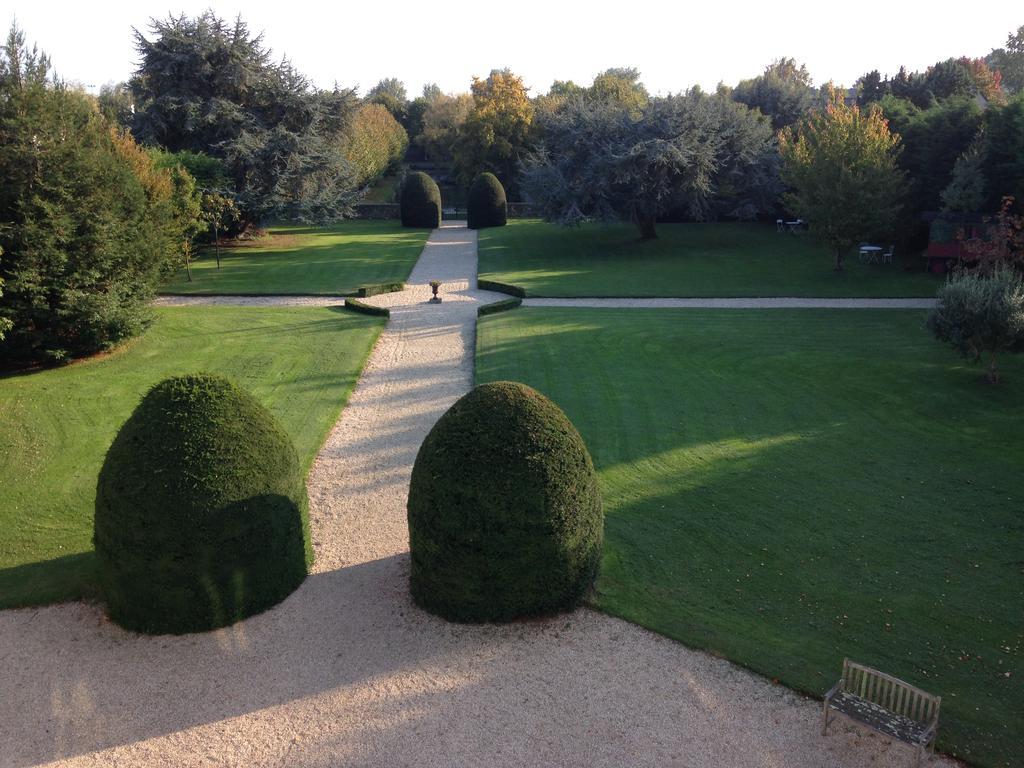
[477,279,527,298]
[478,297,522,317]
[357,282,404,298]
[344,298,390,317]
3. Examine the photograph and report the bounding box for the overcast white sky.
[7,1,1021,96]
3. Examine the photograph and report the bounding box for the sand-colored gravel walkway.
[0,223,956,768]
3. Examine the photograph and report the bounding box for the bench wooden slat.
[824,659,940,763]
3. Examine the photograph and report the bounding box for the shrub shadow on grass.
[0,552,99,609]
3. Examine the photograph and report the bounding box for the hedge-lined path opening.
[0,223,956,767]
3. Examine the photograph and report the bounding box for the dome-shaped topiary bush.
[467,172,507,229]
[94,373,312,634]
[407,381,603,622]
[400,171,442,228]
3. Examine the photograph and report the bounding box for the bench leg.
[915,743,927,767]
[821,703,830,736]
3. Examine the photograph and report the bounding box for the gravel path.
[523,297,937,309]
[0,223,955,768]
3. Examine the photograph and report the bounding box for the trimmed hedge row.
[477,279,527,298]
[358,282,404,298]
[477,297,522,317]
[467,172,507,230]
[407,381,604,623]
[344,298,390,317]
[400,171,441,229]
[94,374,311,634]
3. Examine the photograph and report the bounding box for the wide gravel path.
[0,223,953,767]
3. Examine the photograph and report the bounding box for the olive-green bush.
[467,172,507,229]
[400,171,442,228]
[407,381,603,622]
[94,373,311,634]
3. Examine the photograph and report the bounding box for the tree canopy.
[130,12,360,225]
[453,69,534,194]
[779,94,905,270]
[731,58,819,131]
[523,89,778,239]
[989,25,1024,94]
[0,25,191,362]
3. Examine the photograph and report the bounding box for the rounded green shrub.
[467,172,507,229]
[400,171,442,228]
[94,373,312,634]
[407,381,603,622]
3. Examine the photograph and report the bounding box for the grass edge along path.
[476,306,1022,768]
[0,305,385,609]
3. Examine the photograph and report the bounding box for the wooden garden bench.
[822,659,941,766]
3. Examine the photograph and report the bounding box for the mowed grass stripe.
[478,220,943,298]
[476,307,1022,767]
[0,306,384,608]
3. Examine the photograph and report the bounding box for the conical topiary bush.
[94,373,312,634]
[467,172,507,229]
[400,171,442,228]
[407,381,603,622]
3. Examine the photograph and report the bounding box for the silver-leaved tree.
[522,88,779,240]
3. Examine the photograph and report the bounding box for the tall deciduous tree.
[454,69,534,194]
[523,89,778,239]
[416,92,473,161]
[988,25,1024,94]
[342,102,408,185]
[779,93,905,271]
[97,81,134,128]
[131,12,360,226]
[366,77,408,125]
[732,58,818,131]
[589,67,648,115]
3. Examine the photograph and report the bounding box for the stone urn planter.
[429,280,442,303]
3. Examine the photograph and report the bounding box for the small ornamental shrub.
[400,171,442,228]
[407,381,603,622]
[94,374,311,634]
[467,172,507,229]
[928,267,1024,384]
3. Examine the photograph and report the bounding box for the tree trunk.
[637,214,658,240]
[184,242,193,282]
[987,352,1000,384]
[214,223,221,269]
[833,247,844,272]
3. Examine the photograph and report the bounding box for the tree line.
[2,12,1023,367]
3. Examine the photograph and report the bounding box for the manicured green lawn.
[477,308,1022,767]
[479,220,943,297]
[162,220,429,295]
[0,306,383,608]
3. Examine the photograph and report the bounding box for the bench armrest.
[920,720,939,746]
[824,678,843,704]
